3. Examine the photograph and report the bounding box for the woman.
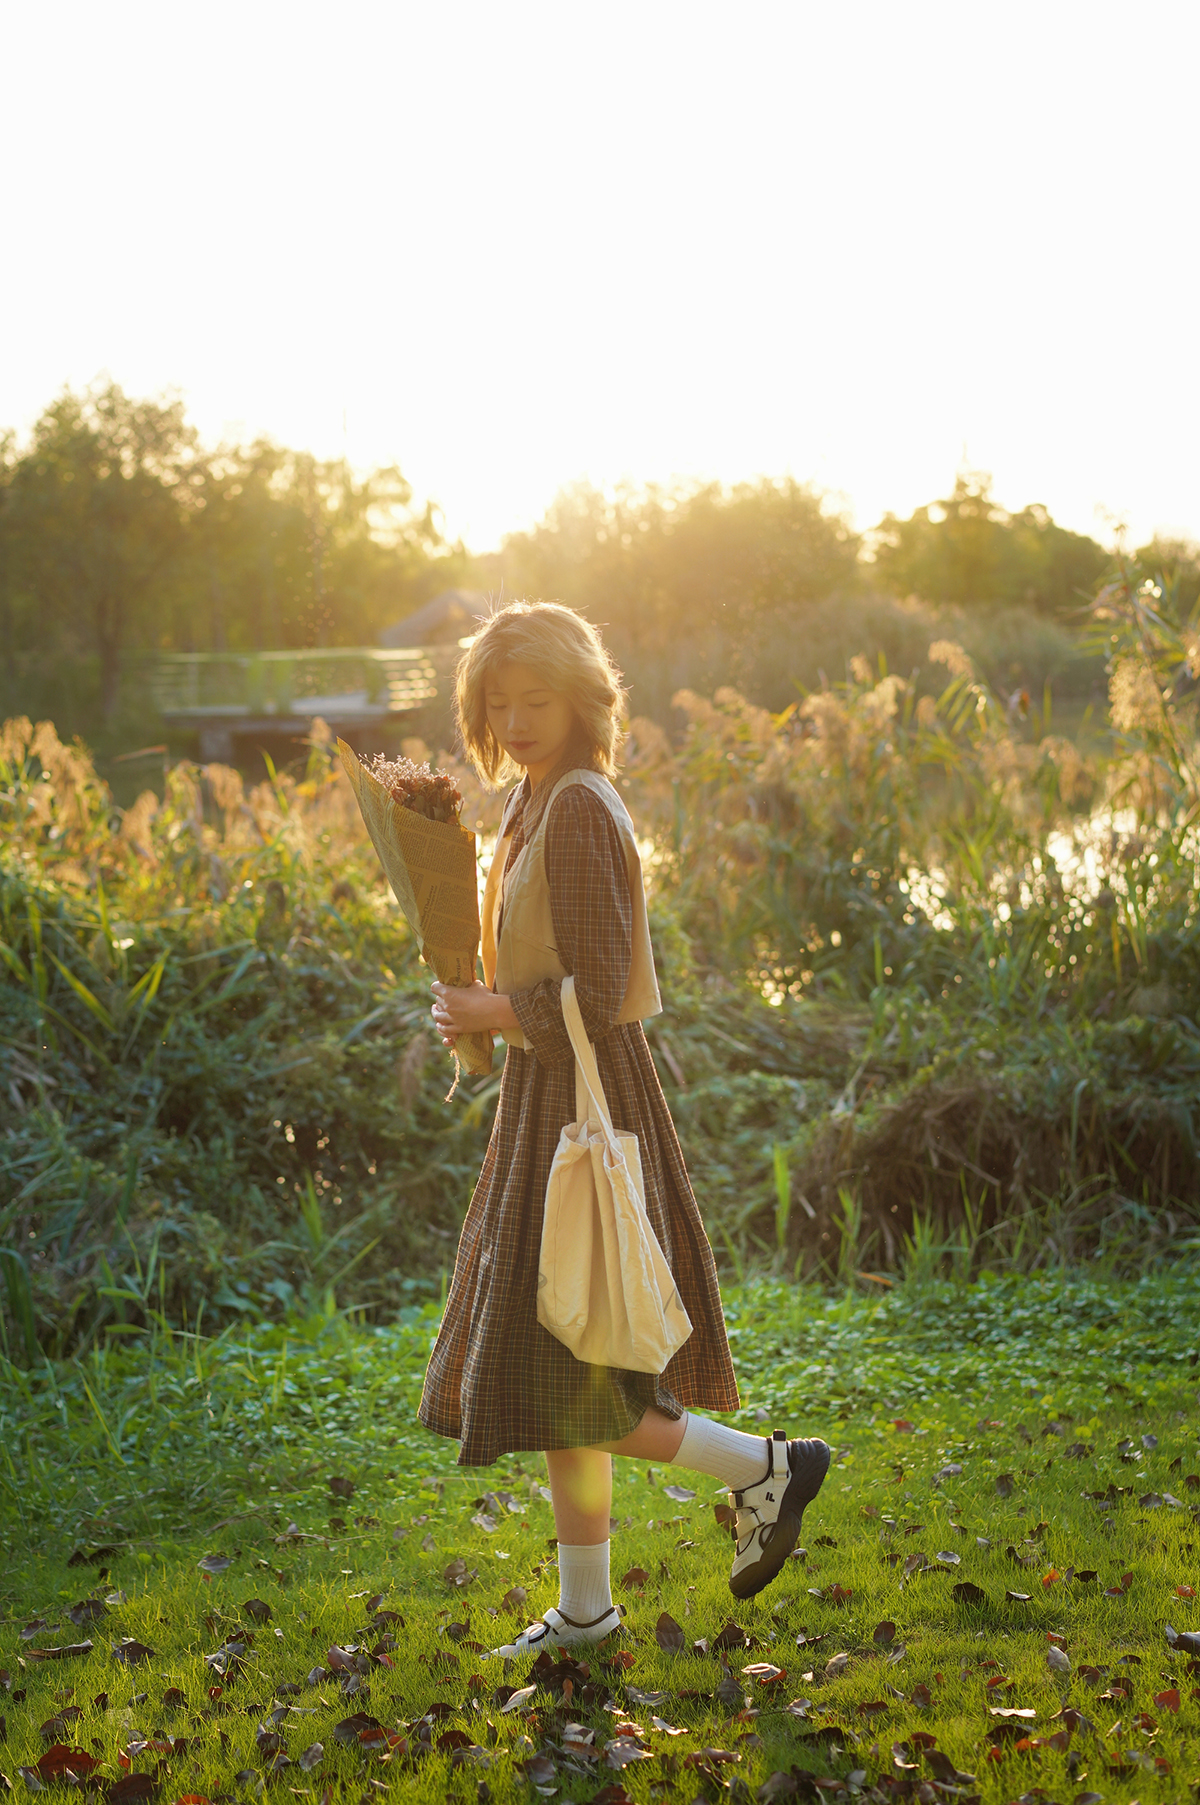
[422,600,828,1655]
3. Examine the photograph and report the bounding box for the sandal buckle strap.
[548,1605,619,1631]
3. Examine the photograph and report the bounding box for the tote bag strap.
[561,975,618,1139]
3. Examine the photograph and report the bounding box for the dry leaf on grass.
[604,1738,653,1768]
[23,1643,94,1665]
[500,1685,537,1714]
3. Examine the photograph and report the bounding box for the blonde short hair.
[456,600,626,784]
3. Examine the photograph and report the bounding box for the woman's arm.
[430,980,517,1044]
[430,788,633,1056]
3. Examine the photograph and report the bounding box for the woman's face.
[484,659,576,785]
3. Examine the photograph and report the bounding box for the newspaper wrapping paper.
[338,739,494,1078]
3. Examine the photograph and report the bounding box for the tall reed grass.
[1,555,1198,1358]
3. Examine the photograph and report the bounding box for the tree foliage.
[871,470,1109,617]
[169,445,446,657]
[3,388,203,719]
[0,386,1144,743]
[499,477,860,641]
[496,477,862,715]
[0,384,461,724]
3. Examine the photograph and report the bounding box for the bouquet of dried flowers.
[338,741,493,1086]
[368,754,464,823]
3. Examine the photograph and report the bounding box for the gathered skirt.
[418,1022,740,1465]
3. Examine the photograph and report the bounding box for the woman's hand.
[430,980,518,1047]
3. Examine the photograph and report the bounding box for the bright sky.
[3,1,1197,555]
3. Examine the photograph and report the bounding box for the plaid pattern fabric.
[418,778,740,1467]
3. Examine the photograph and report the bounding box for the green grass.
[2,1271,1198,1802]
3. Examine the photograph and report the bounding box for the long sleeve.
[508,786,633,1067]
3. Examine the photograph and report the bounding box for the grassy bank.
[1,1271,1197,1802]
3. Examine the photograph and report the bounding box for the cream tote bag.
[537,976,694,1372]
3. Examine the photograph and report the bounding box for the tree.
[497,478,861,709]
[5,384,202,720]
[0,387,466,736]
[0,430,18,670]
[871,471,1109,616]
[163,444,454,654]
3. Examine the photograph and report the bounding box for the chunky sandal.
[486,1603,621,1658]
[728,1432,831,1599]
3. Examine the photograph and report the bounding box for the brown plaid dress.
[418,772,740,1466]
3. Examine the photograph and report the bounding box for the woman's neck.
[523,754,560,790]
[523,727,593,793]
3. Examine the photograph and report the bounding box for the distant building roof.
[380,590,489,647]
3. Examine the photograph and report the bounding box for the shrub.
[3,553,1200,1356]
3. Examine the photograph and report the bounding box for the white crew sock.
[672,1412,770,1492]
[556,1540,614,1627]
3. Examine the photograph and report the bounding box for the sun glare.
[0,1,1197,551]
